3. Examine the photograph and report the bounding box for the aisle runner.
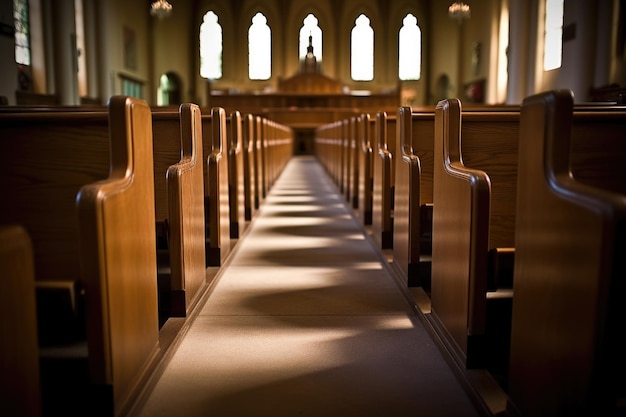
[135,156,480,417]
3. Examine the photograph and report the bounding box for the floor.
[128,156,488,417]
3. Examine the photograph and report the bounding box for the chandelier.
[448,2,471,23]
[150,0,173,19]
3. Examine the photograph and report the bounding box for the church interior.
[2,1,626,417]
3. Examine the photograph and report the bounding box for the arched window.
[14,0,30,66]
[398,13,421,80]
[351,14,373,81]
[200,11,222,79]
[543,0,564,71]
[299,14,322,62]
[248,12,271,80]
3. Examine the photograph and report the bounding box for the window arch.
[351,14,374,81]
[248,12,271,80]
[543,0,564,71]
[200,11,223,79]
[299,14,322,62]
[398,13,421,80]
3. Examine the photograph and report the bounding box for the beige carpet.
[131,156,484,417]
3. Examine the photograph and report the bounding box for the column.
[51,0,79,105]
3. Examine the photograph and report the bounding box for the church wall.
[152,1,194,104]
[3,0,624,106]
[93,0,152,103]
[428,1,458,103]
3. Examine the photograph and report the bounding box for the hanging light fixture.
[150,0,173,19]
[448,2,471,23]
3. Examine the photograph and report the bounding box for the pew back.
[0,97,160,415]
[507,90,626,417]
[347,116,360,209]
[152,105,206,319]
[227,111,246,239]
[0,225,41,417]
[242,114,258,220]
[202,108,231,266]
[393,107,435,287]
[372,111,396,249]
[431,99,519,373]
[357,113,374,225]
[76,97,159,415]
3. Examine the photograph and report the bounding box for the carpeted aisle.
[132,156,483,417]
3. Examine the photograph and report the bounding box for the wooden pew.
[392,104,518,288]
[357,113,374,225]
[0,96,159,416]
[506,90,626,417]
[372,111,397,249]
[315,119,343,188]
[256,116,268,204]
[267,118,293,185]
[332,120,344,190]
[429,99,520,379]
[152,105,206,323]
[262,117,277,194]
[202,107,231,267]
[393,106,435,288]
[0,225,41,417]
[254,116,292,202]
[242,114,258,221]
[347,116,360,209]
[340,119,348,195]
[227,111,246,239]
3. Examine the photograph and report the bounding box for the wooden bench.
[0,96,159,416]
[266,118,293,186]
[339,119,348,195]
[506,90,626,417]
[347,116,360,210]
[392,104,519,288]
[152,104,206,323]
[372,111,397,249]
[202,107,231,267]
[393,106,435,288]
[314,119,343,188]
[227,111,246,239]
[0,225,41,417]
[429,100,520,379]
[241,114,257,221]
[256,116,269,204]
[357,113,374,225]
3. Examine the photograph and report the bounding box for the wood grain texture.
[0,225,40,417]
[357,114,374,226]
[430,100,519,371]
[393,107,435,286]
[508,90,626,417]
[76,96,159,415]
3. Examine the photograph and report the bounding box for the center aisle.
[132,156,483,417]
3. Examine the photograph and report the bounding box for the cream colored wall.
[428,3,457,103]
[152,1,193,103]
[95,0,151,103]
[427,0,499,104]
